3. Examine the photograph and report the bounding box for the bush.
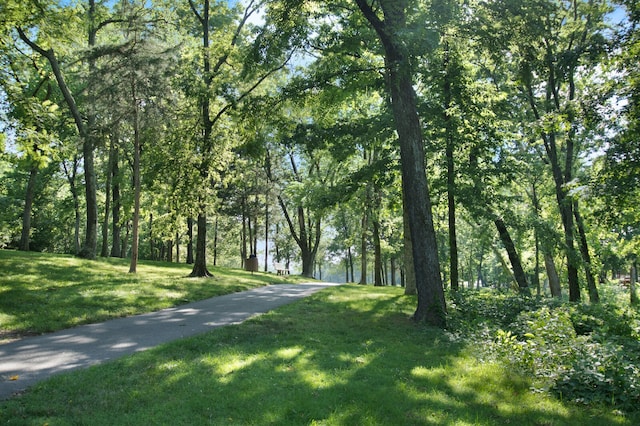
[449,290,640,413]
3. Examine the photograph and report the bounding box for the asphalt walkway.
[0,282,340,400]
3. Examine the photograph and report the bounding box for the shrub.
[449,289,640,413]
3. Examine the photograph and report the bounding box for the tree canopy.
[1,0,638,326]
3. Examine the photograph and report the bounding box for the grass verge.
[0,250,311,341]
[1,285,636,425]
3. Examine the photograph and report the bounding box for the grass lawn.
[0,250,311,341]
[0,251,637,425]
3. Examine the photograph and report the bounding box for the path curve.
[0,282,340,400]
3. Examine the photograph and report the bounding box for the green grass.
[0,251,637,424]
[0,250,311,341]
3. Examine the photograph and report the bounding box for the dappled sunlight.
[274,345,303,360]
[2,284,636,425]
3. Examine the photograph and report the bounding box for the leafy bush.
[449,289,640,413]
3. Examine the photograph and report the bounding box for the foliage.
[449,288,640,413]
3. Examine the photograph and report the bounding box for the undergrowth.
[447,287,640,414]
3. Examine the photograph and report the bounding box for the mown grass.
[0,250,311,341]
[0,291,636,424]
[0,250,638,424]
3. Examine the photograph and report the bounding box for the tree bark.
[359,209,368,284]
[545,252,562,298]
[631,264,638,306]
[101,139,114,257]
[402,180,416,295]
[110,143,122,258]
[574,201,599,303]
[355,0,445,326]
[443,39,459,292]
[128,75,141,274]
[190,210,213,277]
[186,217,194,264]
[494,216,529,294]
[373,219,383,286]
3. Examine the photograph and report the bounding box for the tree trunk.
[110,144,122,257]
[264,192,269,272]
[574,201,599,303]
[73,178,81,255]
[190,210,213,277]
[402,196,416,295]
[356,0,446,326]
[17,22,98,259]
[348,246,354,282]
[359,209,368,284]
[188,0,215,277]
[101,139,114,257]
[19,166,38,251]
[443,40,459,292]
[122,220,130,258]
[494,216,529,294]
[79,0,99,259]
[544,252,562,298]
[186,217,194,264]
[631,264,638,306]
[391,257,397,286]
[128,84,141,274]
[176,232,180,263]
[373,219,383,286]
[213,216,218,267]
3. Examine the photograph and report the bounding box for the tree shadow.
[3,285,631,424]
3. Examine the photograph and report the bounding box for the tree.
[354,0,446,326]
[474,0,610,302]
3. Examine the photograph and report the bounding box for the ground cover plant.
[0,250,311,342]
[0,282,637,424]
[448,288,640,415]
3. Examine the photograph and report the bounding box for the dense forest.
[1,0,638,323]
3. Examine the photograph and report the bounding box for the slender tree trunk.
[101,139,114,257]
[122,220,130,258]
[128,83,141,274]
[631,264,638,306]
[176,232,180,263]
[213,216,218,267]
[242,198,248,267]
[545,252,562,298]
[149,214,155,261]
[19,166,38,251]
[264,191,269,272]
[110,144,122,257]
[186,217,194,264]
[360,209,368,284]
[348,246,354,282]
[391,257,397,286]
[373,219,383,286]
[574,201,599,303]
[443,40,459,292]
[494,216,529,293]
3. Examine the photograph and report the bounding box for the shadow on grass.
[1,286,632,425]
[0,250,306,338]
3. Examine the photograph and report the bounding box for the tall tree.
[475,0,609,302]
[354,0,446,326]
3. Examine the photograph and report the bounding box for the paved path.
[0,282,340,400]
